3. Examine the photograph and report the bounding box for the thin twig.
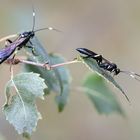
[51,59,80,68]
[6,58,80,69]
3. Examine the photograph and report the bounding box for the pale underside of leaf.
[78,56,129,102]
[3,72,47,135]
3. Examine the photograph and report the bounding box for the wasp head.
[21,31,35,38]
[114,68,120,75]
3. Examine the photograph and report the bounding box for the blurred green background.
[0,0,140,140]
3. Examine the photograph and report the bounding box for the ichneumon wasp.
[76,48,140,80]
[76,48,140,102]
[0,7,60,64]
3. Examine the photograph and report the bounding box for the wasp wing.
[0,36,27,64]
[76,48,98,57]
[0,44,17,64]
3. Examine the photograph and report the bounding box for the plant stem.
[51,60,80,68]
[6,58,80,70]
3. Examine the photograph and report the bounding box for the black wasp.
[76,48,140,80]
[0,7,59,64]
[76,48,140,101]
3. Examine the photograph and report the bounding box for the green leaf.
[26,36,50,63]
[23,36,56,94]
[49,54,71,112]
[23,37,71,112]
[3,72,47,135]
[78,56,129,102]
[24,54,71,112]
[82,73,124,115]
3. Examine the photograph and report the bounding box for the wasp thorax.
[111,63,117,69]
[21,31,35,38]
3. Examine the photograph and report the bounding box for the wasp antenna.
[133,72,140,77]
[31,2,36,31]
[120,70,140,82]
[34,27,62,33]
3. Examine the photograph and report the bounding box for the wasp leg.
[5,39,13,47]
[25,40,38,56]
[6,39,12,43]
[11,49,18,62]
[9,49,19,72]
[25,45,38,56]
